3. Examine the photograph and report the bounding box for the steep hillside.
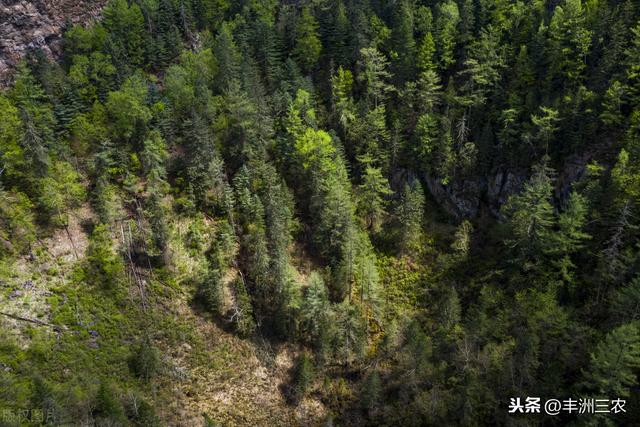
[0,206,323,425]
[2,0,640,425]
[0,0,106,83]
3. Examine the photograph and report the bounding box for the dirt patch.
[157,290,327,426]
[0,205,91,339]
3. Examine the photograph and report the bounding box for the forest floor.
[0,206,327,426]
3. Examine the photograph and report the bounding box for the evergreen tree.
[435,1,460,71]
[292,353,315,402]
[391,0,416,81]
[230,276,256,337]
[611,277,640,324]
[301,272,331,358]
[357,47,393,108]
[357,165,392,233]
[213,23,242,91]
[548,0,592,87]
[142,131,170,253]
[93,382,126,425]
[361,371,382,415]
[102,0,145,74]
[11,62,54,179]
[503,161,555,262]
[293,7,322,73]
[583,322,640,398]
[417,32,436,73]
[105,73,152,144]
[396,181,425,255]
[86,224,125,290]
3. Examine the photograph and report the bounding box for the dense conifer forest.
[2,0,640,425]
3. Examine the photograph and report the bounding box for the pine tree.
[357,165,392,233]
[292,353,315,402]
[435,1,460,71]
[548,0,592,86]
[128,337,160,381]
[31,376,60,423]
[531,107,560,154]
[0,189,36,257]
[102,0,145,74]
[361,370,382,414]
[293,7,322,73]
[417,32,436,73]
[153,0,183,67]
[201,266,224,315]
[324,0,350,66]
[451,220,473,257]
[396,181,425,255]
[213,23,242,92]
[93,382,126,425]
[332,300,367,365]
[626,21,640,106]
[301,272,331,355]
[583,322,640,398]
[503,161,555,262]
[141,130,169,253]
[11,62,54,179]
[86,224,125,290]
[459,27,506,106]
[331,66,356,136]
[0,94,26,188]
[611,277,640,324]
[357,47,393,108]
[550,192,590,261]
[230,277,256,337]
[391,0,416,81]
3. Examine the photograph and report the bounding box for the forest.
[1,0,640,425]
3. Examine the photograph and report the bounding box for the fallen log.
[0,311,66,332]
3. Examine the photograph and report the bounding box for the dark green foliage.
[213,23,241,91]
[4,0,640,424]
[30,375,61,424]
[293,7,321,73]
[611,277,640,324]
[93,382,126,425]
[395,181,425,255]
[360,371,382,414]
[201,267,224,316]
[10,62,54,179]
[102,0,145,75]
[0,189,35,257]
[301,272,331,360]
[86,224,125,290]
[583,322,640,398]
[129,395,160,426]
[230,277,256,338]
[128,338,160,381]
[292,353,314,402]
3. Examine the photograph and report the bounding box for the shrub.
[86,224,124,290]
[128,338,160,381]
[292,353,315,402]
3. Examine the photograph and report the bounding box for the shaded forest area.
[2,0,640,425]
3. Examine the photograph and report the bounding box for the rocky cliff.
[0,0,106,83]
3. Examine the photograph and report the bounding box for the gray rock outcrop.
[0,0,106,83]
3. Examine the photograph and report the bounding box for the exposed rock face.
[424,152,601,221]
[424,174,484,220]
[0,0,106,83]
[487,170,526,217]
